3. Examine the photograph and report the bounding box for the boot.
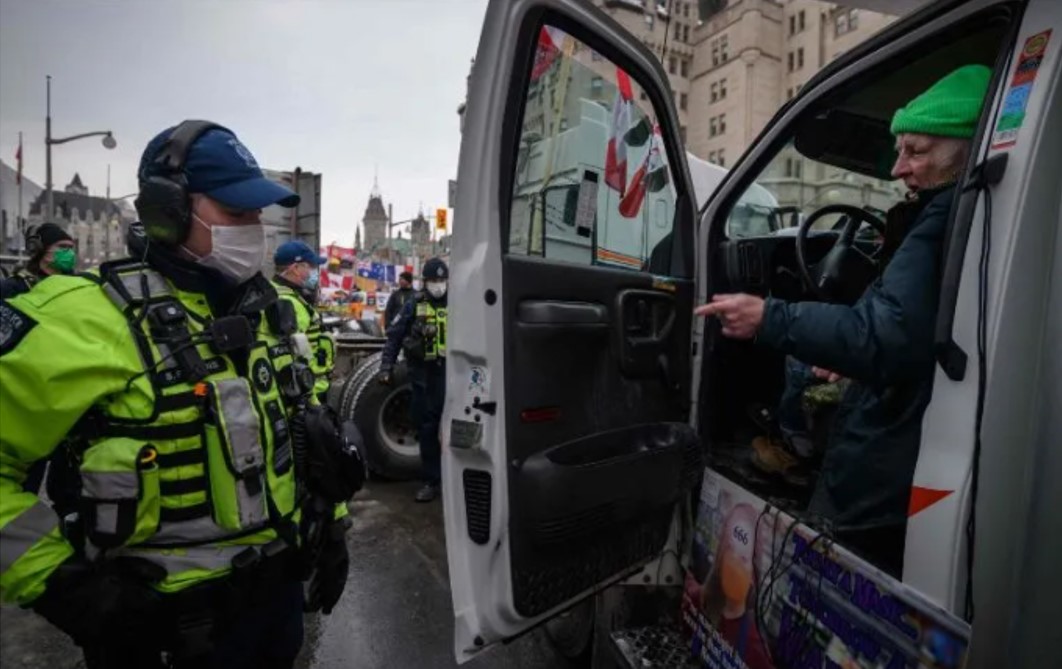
[750,436,813,488]
[415,483,440,503]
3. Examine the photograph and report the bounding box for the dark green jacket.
[758,186,955,530]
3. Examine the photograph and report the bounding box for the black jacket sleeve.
[383,290,402,329]
[381,297,417,371]
[0,276,30,300]
[757,188,953,386]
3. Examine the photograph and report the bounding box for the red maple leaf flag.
[619,125,667,218]
[530,26,564,81]
[604,68,634,195]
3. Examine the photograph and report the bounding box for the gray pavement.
[0,481,565,669]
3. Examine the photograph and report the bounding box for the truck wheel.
[340,356,421,480]
[543,597,595,666]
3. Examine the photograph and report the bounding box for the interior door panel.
[504,255,699,616]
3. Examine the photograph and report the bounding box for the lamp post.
[45,75,117,224]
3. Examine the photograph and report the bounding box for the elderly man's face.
[891,133,971,194]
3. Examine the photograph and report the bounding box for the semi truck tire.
[339,355,421,481]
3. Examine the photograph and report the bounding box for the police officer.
[0,223,77,299]
[272,240,334,404]
[379,258,448,503]
[383,271,415,331]
[0,121,356,668]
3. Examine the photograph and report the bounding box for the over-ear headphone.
[24,225,44,258]
[134,120,224,245]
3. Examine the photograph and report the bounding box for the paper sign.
[575,170,599,239]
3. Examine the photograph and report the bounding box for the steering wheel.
[795,204,886,304]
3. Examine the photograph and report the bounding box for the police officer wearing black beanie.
[0,223,77,299]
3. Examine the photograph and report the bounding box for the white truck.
[443,0,1062,668]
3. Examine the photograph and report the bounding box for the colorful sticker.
[992,29,1052,149]
[469,365,490,395]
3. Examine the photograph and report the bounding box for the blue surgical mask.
[305,271,319,289]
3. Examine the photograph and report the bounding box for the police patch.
[253,358,274,393]
[0,303,37,355]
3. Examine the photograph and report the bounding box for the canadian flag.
[620,125,669,218]
[604,68,634,195]
[531,26,566,81]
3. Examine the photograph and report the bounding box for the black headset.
[134,120,226,246]
[24,225,44,258]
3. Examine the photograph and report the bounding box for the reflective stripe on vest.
[215,379,268,527]
[102,266,171,310]
[0,501,58,572]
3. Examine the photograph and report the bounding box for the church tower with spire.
[361,174,388,253]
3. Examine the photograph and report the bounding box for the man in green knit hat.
[696,64,993,576]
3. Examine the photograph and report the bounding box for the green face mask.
[49,247,77,274]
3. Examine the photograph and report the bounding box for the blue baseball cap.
[140,124,299,210]
[274,240,326,266]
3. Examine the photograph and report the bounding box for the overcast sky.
[0,0,487,247]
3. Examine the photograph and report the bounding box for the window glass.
[510,25,680,274]
[725,141,905,239]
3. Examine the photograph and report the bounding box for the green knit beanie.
[890,64,993,138]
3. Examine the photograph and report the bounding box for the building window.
[719,113,726,134]
[710,82,718,102]
[669,56,677,74]
[797,47,804,69]
[645,13,654,29]
[684,3,689,18]
[799,10,805,31]
[720,35,728,62]
[788,51,794,72]
[785,157,804,178]
[835,8,858,36]
[709,117,717,137]
[680,59,689,77]
[708,150,716,164]
[789,15,795,35]
[680,125,687,144]
[786,87,793,100]
[680,93,688,110]
[719,78,727,99]
[683,24,690,43]
[674,22,682,41]
[591,76,603,96]
[711,42,719,66]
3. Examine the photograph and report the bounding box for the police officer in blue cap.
[1,121,360,668]
[272,240,334,402]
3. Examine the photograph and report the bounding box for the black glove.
[377,370,392,385]
[30,557,164,646]
[305,518,351,615]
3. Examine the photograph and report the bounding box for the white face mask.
[189,214,265,284]
[426,281,447,299]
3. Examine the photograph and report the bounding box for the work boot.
[415,483,440,503]
[750,436,812,488]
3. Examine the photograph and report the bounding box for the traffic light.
[435,208,448,231]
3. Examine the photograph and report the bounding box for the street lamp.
[45,75,117,223]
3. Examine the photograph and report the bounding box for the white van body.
[443,1,1062,667]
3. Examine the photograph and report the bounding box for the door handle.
[517,300,608,326]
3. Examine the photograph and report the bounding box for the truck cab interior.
[697,6,1014,570]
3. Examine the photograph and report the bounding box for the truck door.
[442,0,698,661]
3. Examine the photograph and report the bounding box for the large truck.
[443,1,1062,668]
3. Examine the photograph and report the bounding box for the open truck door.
[442,0,700,661]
